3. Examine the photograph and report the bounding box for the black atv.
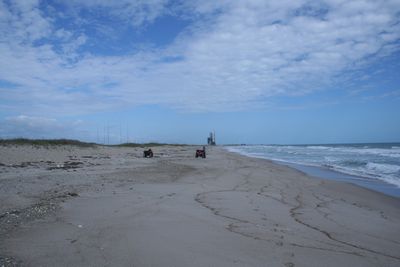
[143,149,153,158]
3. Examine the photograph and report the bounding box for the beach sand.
[1,145,399,266]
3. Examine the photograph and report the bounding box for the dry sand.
[0,144,399,267]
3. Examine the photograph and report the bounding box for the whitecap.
[366,162,400,174]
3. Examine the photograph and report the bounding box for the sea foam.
[226,143,400,188]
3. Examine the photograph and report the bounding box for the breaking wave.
[226,143,400,188]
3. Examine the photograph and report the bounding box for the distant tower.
[213,130,216,145]
[207,132,216,145]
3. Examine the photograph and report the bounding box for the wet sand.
[1,145,399,266]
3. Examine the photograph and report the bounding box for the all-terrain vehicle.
[143,149,153,158]
[195,147,206,158]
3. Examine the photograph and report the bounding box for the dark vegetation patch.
[0,138,96,147]
[0,161,84,171]
[0,139,189,148]
[116,142,188,147]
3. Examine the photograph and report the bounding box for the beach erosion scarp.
[0,144,399,266]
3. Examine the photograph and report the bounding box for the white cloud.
[0,115,85,139]
[1,0,52,43]
[0,0,399,115]
[55,28,73,40]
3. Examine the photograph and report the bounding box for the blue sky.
[0,0,399,144]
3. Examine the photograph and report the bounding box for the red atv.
[195,147,206,158]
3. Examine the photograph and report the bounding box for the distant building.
[207,132,216,145]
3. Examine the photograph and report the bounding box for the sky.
[0,0,399,145]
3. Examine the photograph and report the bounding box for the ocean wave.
[327,164,377,178]
[336,160,366,168]
[306,161,400,188]
[308,162,400,188]
[306,146,332,150]
[304,146,400,159]
[225,145,400,188]
[329,165,400,187]
[378,175,400,188]
[327,165,377,179]
[326,147,400,158]
[366,162,400,174]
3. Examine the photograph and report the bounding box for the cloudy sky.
[0,0,399,144]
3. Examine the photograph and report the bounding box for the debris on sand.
[0,191,80,237]
[0,255,21,267]
[47,161,83,170]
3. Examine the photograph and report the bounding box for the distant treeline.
[0,138,188,147]
[116,142,188,147]
[0,138,96,147]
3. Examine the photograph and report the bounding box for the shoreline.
[281,161,400,198]
[1,145,400,266]
[224,147,400,198]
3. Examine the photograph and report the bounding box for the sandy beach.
[1,144,399,267]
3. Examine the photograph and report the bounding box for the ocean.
[226,143,400,197]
